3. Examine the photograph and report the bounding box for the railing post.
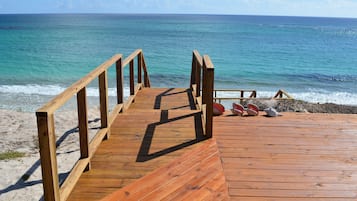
[202,55,214,138]
[36,112,60,201]
[190,52,196,89]
[195,57,201,97]
[250,91,257,98]
[116,58,123,105]
[130,60,134,95]
[99,71,109,139]
[77,87,90,171]
[138,52,142,84]
[141,54,151,87]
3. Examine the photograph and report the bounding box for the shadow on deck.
[136,109,205,162]
[136,88,205,161]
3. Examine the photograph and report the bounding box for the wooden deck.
[66,87,357,201]
[214,112,357,200]
[100,139,229,201]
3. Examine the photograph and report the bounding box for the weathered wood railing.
[273,89,293,99]
[190,50,214,138]
[214,89,257,104]
[214,89,293,104]
[36,49,150,201]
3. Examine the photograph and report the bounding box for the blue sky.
[1,0,357,18]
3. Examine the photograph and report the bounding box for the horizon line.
[0,12,356,20]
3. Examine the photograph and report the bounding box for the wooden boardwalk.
[65,87,357,201]
[36,50,357,201]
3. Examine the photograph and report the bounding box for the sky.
[1,0,357,18]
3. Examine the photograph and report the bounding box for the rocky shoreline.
[244,99,357,114]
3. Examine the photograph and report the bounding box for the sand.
[0,108,101,201]
[1,100,357,201]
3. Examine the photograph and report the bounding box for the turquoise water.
[1,14,357,111]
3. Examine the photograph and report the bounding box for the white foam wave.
[215,90,357,106]
[290,91,357,106]
[2,85,357,106]
[0,84,129,97]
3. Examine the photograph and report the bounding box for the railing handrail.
[122,49,141,67]
[213,89,293,102]
[37,54,122,114]
[214,89,257,92]
[36,49,150,201]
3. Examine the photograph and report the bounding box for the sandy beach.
[0,108,100,201]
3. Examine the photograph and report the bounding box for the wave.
[215,90,357,106]
[290,91,357,106]
[1,85,357,111]
[0,84,129,97]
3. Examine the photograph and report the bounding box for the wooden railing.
[214,89,257,104]
[214,89,293,104]
[190,50,214,138]
[273,89,293,99]
[36,49,150,201]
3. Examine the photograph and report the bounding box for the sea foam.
[215,90,357,106]
[0,84,128,97]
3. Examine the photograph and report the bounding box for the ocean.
[0,14,357,111]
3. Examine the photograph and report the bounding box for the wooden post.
[190,52,196,89]
[77,87,90,171]
[192,50,202,97]
[116,58,123,104]
[250,91,257,98]
[129,60,135,95]
[36,112,60,201]
[99,71,109,139]
[203,55,214,138]
[202,65,213,137]
[142,55,151,87]
[195,59,201,97]
[138,52,142,84]
[202,67,207,105]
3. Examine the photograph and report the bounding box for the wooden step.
[100,139,230,201]
[130,87,196,110]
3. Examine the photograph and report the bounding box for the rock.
[242,99,357,114]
